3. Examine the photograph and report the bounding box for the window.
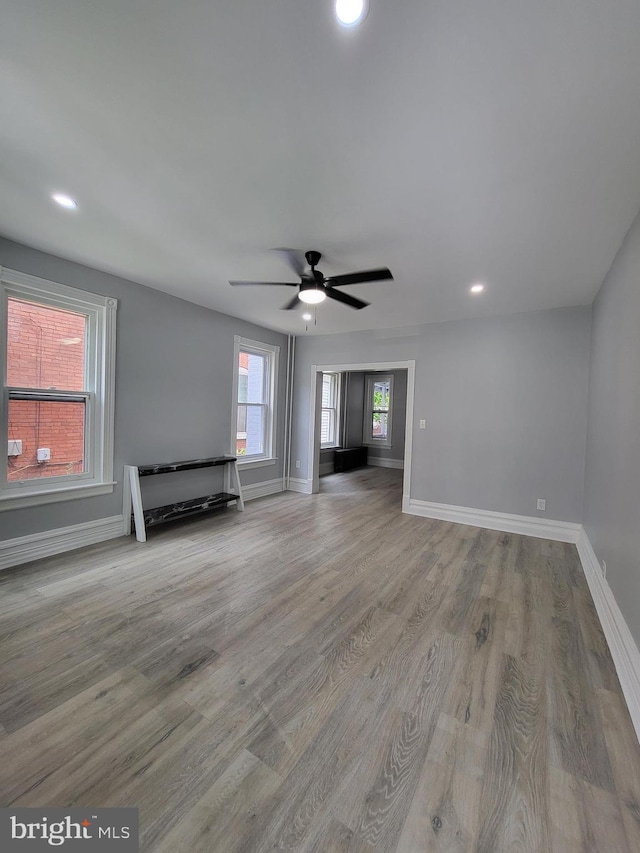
[363,373,393,447]
[321,372,341,447]
[232,336,279,466]
[1,268,117,510]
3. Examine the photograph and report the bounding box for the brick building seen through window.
[7,299,86,481]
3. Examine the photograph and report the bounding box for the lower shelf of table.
[133,492,238,530]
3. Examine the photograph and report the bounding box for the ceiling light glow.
[335,0,368,27]
[302,312,312,321]
[299,289,327,304]
[52,193,78,210]
[470,282,485,294]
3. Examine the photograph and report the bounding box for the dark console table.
[124,456,244,542]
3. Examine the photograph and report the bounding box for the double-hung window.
[363,373,393,448]
[232,336,279,466]
[321,372,341,448]
[1,268,117,510]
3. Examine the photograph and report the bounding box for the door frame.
[308,360,415,510]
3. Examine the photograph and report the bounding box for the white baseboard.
[241,478,284,502]
[288,477,313,495]
[367,457,404,470]
[404,498,581,543]
[0,515,125,571]
[576,529,640,744]
[319,462,334,477]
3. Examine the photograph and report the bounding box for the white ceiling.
[2,0,640,335]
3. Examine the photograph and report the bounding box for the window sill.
[0,481,116,512]
[363,441,392,449]
[237,457,277,470]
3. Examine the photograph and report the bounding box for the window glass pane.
[373,380,390,411]
[237,404,247,433]
[7,297,86,390]
[236,403,247,455]
[322,374,332,407]
[238,371,248,404]
[239,351,266,404]
[7,398,85,481]
[243,405,265,456]
[321,410,333,445]
[372,412,388,440]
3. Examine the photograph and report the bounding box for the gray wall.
[340,370,407,461]
[292,306,591,521]
[343,372,365,448]
[0,238,288,540]
[319,370,407,472]
[583,211,640,645]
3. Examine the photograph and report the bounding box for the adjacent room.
[1,1,640,850]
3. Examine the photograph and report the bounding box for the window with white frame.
[1,268,117,510]
[363,373,393,447]
[321,372,341,448]
[232,336,279,465]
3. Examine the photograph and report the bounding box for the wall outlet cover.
[536,499,546,511]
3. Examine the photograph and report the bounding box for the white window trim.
[363,373,393,448]
[0,267,117,511]
[231,335,279,467]
[320,372,341,449]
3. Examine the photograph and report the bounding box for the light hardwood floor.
[1,468,639,851]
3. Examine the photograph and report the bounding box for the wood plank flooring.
[1,467,639,851]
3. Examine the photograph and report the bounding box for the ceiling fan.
[229,249,393,310]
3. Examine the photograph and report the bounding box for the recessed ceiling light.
[299,289,327,304]
[470,282,485,294]
[335,0,368,27]
[302,312,312,321]
[51,193,78,210]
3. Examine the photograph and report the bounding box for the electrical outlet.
[536,499,546,511]
[601,560,607,578]
[419,419,426,429]
[295,460,300,469]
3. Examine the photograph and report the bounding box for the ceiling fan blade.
[326,267,393,287]
[281,294,302,310]
[230,280,298,287]
[272,247,306,277]
[326,288,369,310]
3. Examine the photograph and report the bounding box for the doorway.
[307,360,415,511]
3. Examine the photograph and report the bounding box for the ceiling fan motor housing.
[300,268,325,293]
[305,250,322,268]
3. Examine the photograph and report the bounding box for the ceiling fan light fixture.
[299,289,326,304]
[335,0,368,27]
